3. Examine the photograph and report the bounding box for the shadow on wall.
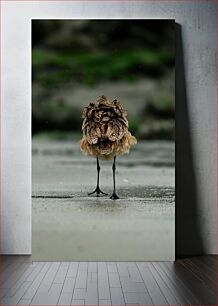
[175,24,205,256]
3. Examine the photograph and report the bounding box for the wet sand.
[32,139,175,261]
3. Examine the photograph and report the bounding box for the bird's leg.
[88,157,108,196]
[110,156,120,200]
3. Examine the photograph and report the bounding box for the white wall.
[1,1,216,254]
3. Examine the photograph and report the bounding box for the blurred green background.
[32,20,175,140]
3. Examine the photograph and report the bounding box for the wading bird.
[80,95,137,199]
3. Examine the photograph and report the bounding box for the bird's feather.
[80,96,137,160]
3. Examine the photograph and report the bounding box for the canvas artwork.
[32,20,175,261]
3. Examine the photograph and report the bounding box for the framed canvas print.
[32,19,175,261]
[2,1,217,306]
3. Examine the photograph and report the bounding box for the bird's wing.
[85,122,101,144]
[108,120,126,141]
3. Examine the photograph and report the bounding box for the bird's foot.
[88,186,108,197]
[110,193,120,200]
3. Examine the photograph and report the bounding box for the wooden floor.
[0,256,217,305]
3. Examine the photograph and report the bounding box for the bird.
[80,95,137,199]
